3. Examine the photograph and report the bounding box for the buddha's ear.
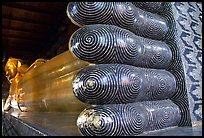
[17,61,22,68]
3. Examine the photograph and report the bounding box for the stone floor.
[140,126,202,136]
[2,110,202,136]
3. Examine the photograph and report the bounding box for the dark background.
[2,2,79,99]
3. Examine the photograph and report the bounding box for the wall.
[172,2,202,127]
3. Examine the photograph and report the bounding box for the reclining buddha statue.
[3,54,90,112]
[3,57,47,111]
[3,2,191,136]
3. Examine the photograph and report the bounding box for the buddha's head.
[4,58,22,81]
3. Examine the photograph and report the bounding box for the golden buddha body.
[3,51,90,112]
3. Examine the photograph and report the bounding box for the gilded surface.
[4,51,90,112]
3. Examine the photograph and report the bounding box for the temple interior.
[2,2,202,136]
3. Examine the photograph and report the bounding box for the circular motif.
[69,24,172,69]
[67,2,169,40]
[73,64,176,104]
[132,2,163,13]
[77,105,122,136]
[77,100,181,136]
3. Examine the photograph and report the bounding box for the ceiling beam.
[2,26,43,34]
[2,18,51,33]
[3,43,39,52]
[2,5,55,25]
[6,49,36,55]
[2,28,45,40]
[3,36,41,45]
[2,2,67,15]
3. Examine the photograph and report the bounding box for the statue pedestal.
[2,110,202,136]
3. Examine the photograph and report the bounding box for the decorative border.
[157,2,192,126]
[171,2,202,127]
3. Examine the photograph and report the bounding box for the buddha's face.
[5,58,18,81]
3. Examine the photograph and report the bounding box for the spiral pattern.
[69,2,191,128]
[69,24,172,69]
[77,100,181,136]
[77,105,122,136]
[67,2,112,26]
[132,2,163,13]
[73,64,176,104]
[67,2,168,40]
[140,100,181,131]
[157,3,192,126]
[141,68,176,101]
[121,104,148,135]
[72,65,117,104]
